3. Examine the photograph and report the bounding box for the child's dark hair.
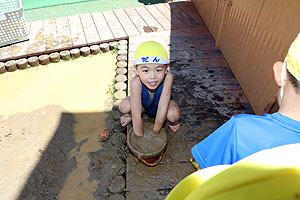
[287,69,300,94]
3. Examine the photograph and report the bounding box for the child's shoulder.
[165,71,174,80]
[163,71,174,85]
[130,75,142,89]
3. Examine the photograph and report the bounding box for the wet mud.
[88,108,128,200]
[16,106,78,199]
[1,106,128,200]
[0,53,123,199]
[128,121,167,158]
[143,26,158,33]
[57,112,109,200]
[0,105,77,199]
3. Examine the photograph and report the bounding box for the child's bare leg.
[119,97,132,127]
[167,100,181,132]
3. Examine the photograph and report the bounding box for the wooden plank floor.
[0,1,202,62]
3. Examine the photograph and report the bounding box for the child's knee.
[167,107,180,122]
[119,99,130,114]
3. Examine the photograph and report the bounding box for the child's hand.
[134,130,144,137]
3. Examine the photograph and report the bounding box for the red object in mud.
[99,130,109,142]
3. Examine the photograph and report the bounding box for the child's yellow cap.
[133,41,169,66]
[286,33,300,81]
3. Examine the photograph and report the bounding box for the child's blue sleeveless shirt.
[141,77,172,117]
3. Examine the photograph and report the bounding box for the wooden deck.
[0,1,203,62]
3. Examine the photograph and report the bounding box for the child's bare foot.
[168,121,180,132]
[120,114,132,127]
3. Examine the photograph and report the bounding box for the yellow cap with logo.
[286,33,300,81]
[133,41,169,66]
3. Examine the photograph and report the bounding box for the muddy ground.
[0,52,124,199]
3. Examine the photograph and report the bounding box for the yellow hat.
[286,33,300,81]
[133,41,169,66]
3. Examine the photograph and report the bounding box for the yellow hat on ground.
[133,41,169,66]
[286,33,300,81]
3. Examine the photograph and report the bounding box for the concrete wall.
[192,0,300,114]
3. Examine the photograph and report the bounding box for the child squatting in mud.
[119,41,180,137]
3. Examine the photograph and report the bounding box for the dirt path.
[0,52,117,199]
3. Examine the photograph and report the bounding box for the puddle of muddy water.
[58,112,109,200]
[0,52,117,199]
[0,53,116,116]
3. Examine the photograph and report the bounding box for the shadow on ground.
[17,107,127,200]
[17,111,77,199]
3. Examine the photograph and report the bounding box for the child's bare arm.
[130,76,144,137]
[153,72,173,132]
